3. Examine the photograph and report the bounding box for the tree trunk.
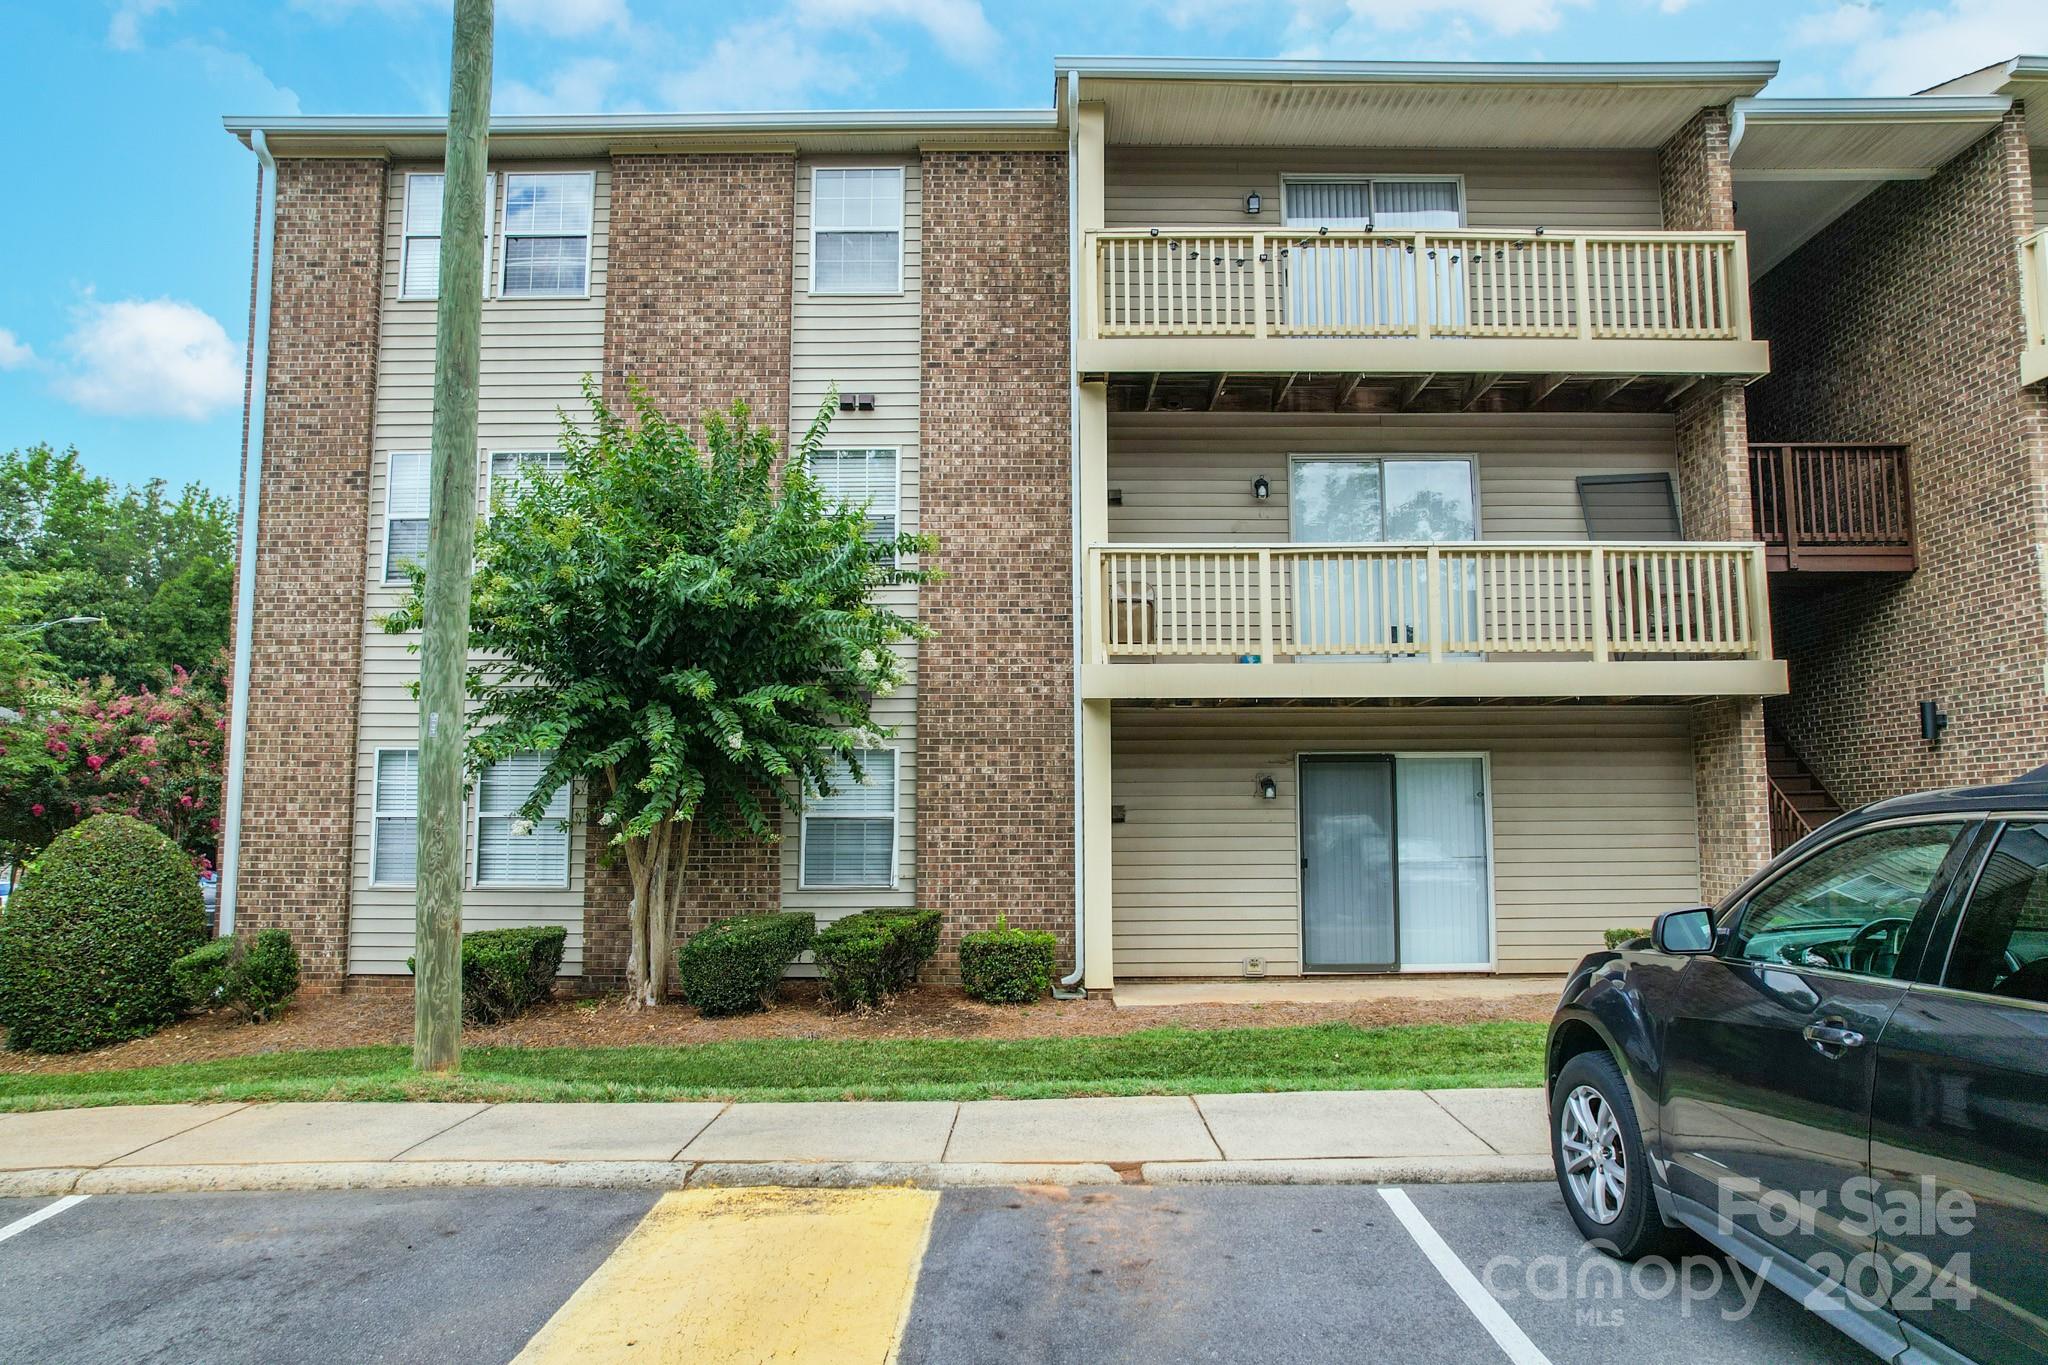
[413,0,493,1074]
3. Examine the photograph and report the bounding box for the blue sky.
[1,0,2041,500]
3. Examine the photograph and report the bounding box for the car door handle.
[1803,1022,1866,1050]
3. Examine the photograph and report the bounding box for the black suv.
[1550,770,2048,1365]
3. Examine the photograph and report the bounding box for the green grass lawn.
[0,1021,1544,1111]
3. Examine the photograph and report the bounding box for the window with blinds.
[801,750,898,888]
[473,752,570,887]
[489,451,569,510]
[399,171,495,301]
[808,449,898,550]
[499,173,593,298]
[812,168,903,294]
[384,451,429,583]
[371,749,420,886]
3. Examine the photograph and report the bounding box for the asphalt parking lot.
[0,1183,1872,1364]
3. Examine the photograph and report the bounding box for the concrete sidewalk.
[0,1088,1549,1195]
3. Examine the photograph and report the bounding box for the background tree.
[0,570,61,707]
[386,385,935,1006]
[0,444,234,690]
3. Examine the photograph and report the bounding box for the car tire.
[1551,1049,1689,1260]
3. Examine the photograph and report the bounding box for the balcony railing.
[1088,541,1771,665]
[1748,444,1915,574]
[2023,230,2048,387]
[1085,228,1751,344]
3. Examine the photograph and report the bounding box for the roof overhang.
[222,109,1065,160]
[1729,95,2013,277]
[1916,54,2048,146]
[1053,57,1778,150]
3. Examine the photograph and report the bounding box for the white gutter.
[219,129,278,939]
[223,109,1058,139]
[1053,56,1779,86]
[1056,65,1086,999]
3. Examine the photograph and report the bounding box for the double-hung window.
[811,168,903,294]
[808,448,899,553]
[489,450,568,509]
[473,752,571,888]
[400,171,495,301]
[499,172,594,299]
[371,749,420,887]
[383,451,430,583]
[801,749,898,888]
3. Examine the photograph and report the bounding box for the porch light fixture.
[1252,476,1270,501]
[1920,700,1949,744]
[1244,192,1262,216]
[1257,775,1278,801]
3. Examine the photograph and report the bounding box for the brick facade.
[1749,110,2048,808]
[236,158,388,986]
[916,150,1074,973]
[583,152,798,987]
[1661,103,1772,898]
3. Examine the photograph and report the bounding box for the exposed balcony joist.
[1097,370,1728,415]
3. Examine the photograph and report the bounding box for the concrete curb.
[1141,1156,1553,1185]
[0,1169,92,1198]
[688,1162,1125,1189]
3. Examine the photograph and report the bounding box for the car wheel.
[1552,1050,1687,1260]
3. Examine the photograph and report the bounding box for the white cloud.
[498,56,624,113]
[108,0,173,50]
[657,17,871,110]
[1788,0,2048,93]
[1153,0,1583,38]
[792,0,998,62]
[0,329,33,370]
[498,0,630,36]
[56,299,242,422]
[181,42,303,114]
[1331,0,1590,34]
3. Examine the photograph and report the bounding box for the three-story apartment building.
[221,55,2039,997]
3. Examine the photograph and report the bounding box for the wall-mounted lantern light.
[1252,476,1270,501]
[1244,192,1263,216]
[1920,700,1949,744]
[1257,775,1278,801]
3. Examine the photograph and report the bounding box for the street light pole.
[7,616,106,638]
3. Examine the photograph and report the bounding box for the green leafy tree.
[0,444,234,690]
[0,570,62,706]
[385,385,936,1006]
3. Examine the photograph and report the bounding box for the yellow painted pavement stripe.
[513,1186,941,1364]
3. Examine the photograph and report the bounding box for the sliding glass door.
[1290,457,1477,658]
[1282,178,1462,332]
[1300,754,1490,972]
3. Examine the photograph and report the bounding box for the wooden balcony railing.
[1086,228,1751,344]
[2024,230,2048,387]
[1088,541,1771,665]
[1748,444,1915,574]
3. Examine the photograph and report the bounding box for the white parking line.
[1380,1187,1553,1365]
[0,1195,89,1246]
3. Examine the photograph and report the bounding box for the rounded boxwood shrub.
[675,912,815,1017]
[0,813,208,1053]
[411,926,566,1025]
[812,907,941,1010]
[175,929,301,1023]
[959,918,1058,1004]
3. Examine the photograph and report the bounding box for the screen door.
[1300,756,1398,971]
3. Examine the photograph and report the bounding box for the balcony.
[2024,229,2048,388]
[1077,228,1770,384]
[1748,444,1916,576]
[1082,540,1785,702]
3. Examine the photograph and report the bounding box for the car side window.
[1732,822,1965,978]
[1942,821,2048,1005]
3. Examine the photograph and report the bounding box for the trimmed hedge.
[959,919,1058,1005]
[812,907,941,1010]
[675,912,815,1016]
[410,926,566,1024]
[1604,926,1651,951]
[174,930,301,1023]
[0,814,208,1053]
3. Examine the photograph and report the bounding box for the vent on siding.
[1577,473,1681,541]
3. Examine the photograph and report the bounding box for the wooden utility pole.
[415,0,493,1072]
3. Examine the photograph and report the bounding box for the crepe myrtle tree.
[385,382,935,1006]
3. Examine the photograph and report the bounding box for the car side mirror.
[1653,906,1715,955]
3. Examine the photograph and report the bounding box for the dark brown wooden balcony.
[1749,444,1916,576]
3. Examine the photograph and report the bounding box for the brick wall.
[1691,699,1770,904]
[916,150,1074,973]
[584,152,797,987]
[1749,109,2048,808]
[236,158,387,986]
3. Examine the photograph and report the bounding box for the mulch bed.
[0,981,1553,1077]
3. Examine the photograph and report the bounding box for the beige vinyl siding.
[781,156,922,920]
[2034,163,2046,224]
[1104,146,1664,232]
[349,162,609,975]
[1110,705,1701,977]
[1106,410,1680,543]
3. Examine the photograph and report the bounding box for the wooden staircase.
[1767,727,1844,854]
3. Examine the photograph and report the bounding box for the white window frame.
[495,170,596,301]
[382,450,430,584]
[809,166,905,297]
[488,450,569,514]
[469,753,572,890]
[809,447,900,552]
[799,748,901,890]
[1277,173,1467,230]
[369,747,421,889]
[399,170,496,302]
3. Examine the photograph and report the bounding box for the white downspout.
[1056,68,1087,998]
[219,128,279,940]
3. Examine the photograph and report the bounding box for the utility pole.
[415,0,493,1072]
